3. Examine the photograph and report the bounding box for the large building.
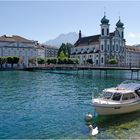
[44,45,58,58]
[71,15,127,66]
[0,35,45,67]
[126,45,140,67]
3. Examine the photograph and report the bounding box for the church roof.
[74,32,114,47]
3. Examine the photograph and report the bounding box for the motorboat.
[92,81,140,115]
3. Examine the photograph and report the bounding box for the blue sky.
[0,1,140,45]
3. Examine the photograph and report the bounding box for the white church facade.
[71,15,126,66]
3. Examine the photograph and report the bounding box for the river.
[0,70,139,139]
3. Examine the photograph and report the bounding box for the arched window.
[107,28,109,35]
[101,57,104,63]
[122,31,124,38]
[116,44,118,51]
[101,45,104,51]
[102,29,104,35]
[108,45,110,51]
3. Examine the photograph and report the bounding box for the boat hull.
[93,101,140,115]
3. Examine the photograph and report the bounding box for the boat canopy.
[118,81,140,91]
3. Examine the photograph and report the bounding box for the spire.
[79,30,82,39]
[104,11,106,16]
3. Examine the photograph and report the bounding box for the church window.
[122,32,124,38]
[116,44,118,51]
[108,45,109,51]
[102,29,104,35]
[101,45,104,51]
[107,28,109,35]
[101,57,104,63]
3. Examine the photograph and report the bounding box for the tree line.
[29,43,79,65]
[0,56,19,68]
[29,57,78,65]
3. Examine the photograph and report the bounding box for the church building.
[71,15,126,66]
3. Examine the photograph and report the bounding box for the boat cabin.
[102,88,140,102]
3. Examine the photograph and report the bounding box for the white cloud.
[128,32,136,38]
[126,32,140,45]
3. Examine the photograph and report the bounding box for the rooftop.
[74,32,114,47]
[0,35,35,44]
[126,45,140,52]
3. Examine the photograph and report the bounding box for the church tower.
[100,13,110,66]
[100,13,110,37]
[116,17,124,38]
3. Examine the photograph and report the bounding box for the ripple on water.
[0,70,139,139]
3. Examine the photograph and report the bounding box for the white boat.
[92,81,140,115]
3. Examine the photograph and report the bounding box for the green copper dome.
[116,19,124,28]
[101,16,109,24]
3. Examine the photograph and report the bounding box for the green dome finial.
[101,14,109,24]
[116,17,124,28]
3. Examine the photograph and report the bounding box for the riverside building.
[0,35,45,67]
[71,15,132,66]
[125,45,140,67]
[44,45,58,58]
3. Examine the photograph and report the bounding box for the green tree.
[7,56,19,68]
[0,57,7,68]
[29,58,37,65]
[46,58,57,65]
[13,57,19,65]
[37,57,45,64]
[57,43,73,58]
[58,51,67,60]
[108,59,118,64]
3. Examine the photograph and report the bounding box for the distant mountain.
[44,32,79,47]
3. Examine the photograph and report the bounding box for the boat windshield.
[102,92,113,99]
[112,93,122,101]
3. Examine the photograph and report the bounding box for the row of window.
[101,44,124,52]
[102,28,109,36]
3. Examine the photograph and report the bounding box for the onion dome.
[116,19,124,28]
[101,16,109,24]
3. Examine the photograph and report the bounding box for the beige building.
[44,45,58,58]
[0,35,45,67]
[126,46,140,67]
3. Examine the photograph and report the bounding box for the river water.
[0,70,139,139]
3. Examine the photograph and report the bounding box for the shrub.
[37,57,45,64]
[108,59,118,64]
